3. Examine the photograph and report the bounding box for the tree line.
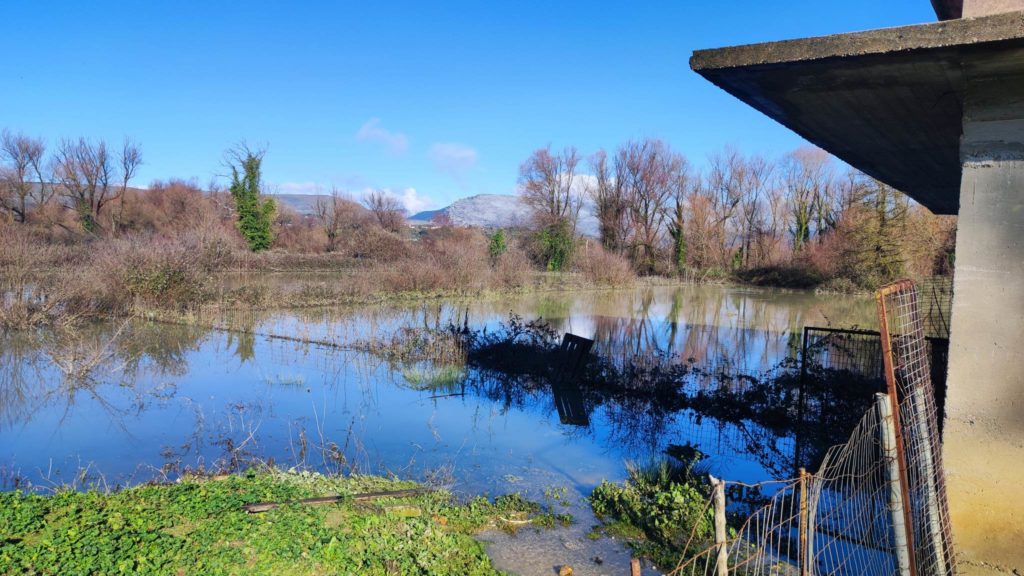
[518,139,956,289]
[0,129,420,256]
[1,127,955,291]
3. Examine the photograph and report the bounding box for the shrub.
[573,242,635,286]
[87,235,220,311]
[347,225,410,262]
[272,207,328,253]
[491,245,533,289]
[590,459,713,568]
[735,264,823,289]
[0,225,84,327]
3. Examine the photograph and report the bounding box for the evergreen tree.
[487,229,507,264]
[667,199,687,275]
[538,219,573,271]
[228,149,275,252]
[839,179,909,287]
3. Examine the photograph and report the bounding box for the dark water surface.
[0,285,874,495]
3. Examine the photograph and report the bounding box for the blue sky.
[1,1,936,213]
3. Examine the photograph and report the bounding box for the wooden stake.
[710,475,728,576]
[243,487,434,513]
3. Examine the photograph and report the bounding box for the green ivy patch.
[0,470,544,576]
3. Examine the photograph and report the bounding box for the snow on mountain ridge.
[410,193,599,237]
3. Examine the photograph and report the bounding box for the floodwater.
[1,283,882,574]
[0,284,875,495]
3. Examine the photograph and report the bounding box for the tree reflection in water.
[452,313,882,479]
[0,286,882,490]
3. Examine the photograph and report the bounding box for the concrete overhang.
[690,11,1024,215]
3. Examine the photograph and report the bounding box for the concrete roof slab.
[691,12,1024,214]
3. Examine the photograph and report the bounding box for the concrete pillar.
[962,0,1024,17]
[945,70,1024,575]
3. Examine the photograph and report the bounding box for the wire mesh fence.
[877,280,956,576]
[665,279,956,576]
[799,326,950,439]
[669,395,900,576]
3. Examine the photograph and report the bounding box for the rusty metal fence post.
[878,280,956,576]
[876,284,920,576]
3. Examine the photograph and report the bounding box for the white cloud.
[354,186,434,215]
[397,187,433,214]
[429,142,478,180]
[570,173,597,197]
[355,118,409,154]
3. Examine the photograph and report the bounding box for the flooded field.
[0,284,875,497]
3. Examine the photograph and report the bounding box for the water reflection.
[0,285,875,493]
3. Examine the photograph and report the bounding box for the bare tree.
[735,153,773,268]
[518,145,583,232]
[363,190,405,233]
[589,149,627,253]
[0,130,50,223]
[113,139,143,234]
[616,139,681,274]
[761,172,789,265]
[52,137,142,233]
[704,148,747,267]
[315,188,364,251]
[780,147,833,254]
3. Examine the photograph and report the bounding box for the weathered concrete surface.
[963,0,1024,17]
[690,11,1024,214]
[689,12,1024,71]
[938,0,1024,19]
[943,72,1024,576]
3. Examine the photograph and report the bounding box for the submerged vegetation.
[589,455,714,569]
[0,469,557,576]
[355,312,885,478]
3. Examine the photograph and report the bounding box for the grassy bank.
[0,469,561,576]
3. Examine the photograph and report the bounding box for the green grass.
[0,469,546,576]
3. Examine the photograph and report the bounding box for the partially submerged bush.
[590,457,714,568]
[89,235,219,310]
[0,226,90,327]
[357,326,468,367]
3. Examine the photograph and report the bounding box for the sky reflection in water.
[0,285,875,495]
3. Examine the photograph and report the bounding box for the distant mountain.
[410,193,599,237]
[406,207,446,223]
[410,194,529,229]
[273,194,324,215]
[276,192,600,237]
